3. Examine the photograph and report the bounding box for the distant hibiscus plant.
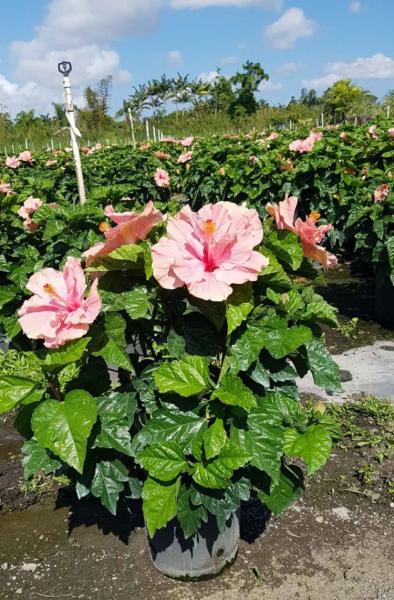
[1,198,341,541]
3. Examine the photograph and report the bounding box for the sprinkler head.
[58,61,72,77]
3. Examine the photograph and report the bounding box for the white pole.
[153,126,157,142]
[61,71,86,204]
[25,138,28,150]
[51,138,54,151]
[321,112,324,127]
[127,108,136,147]
[387,105,390,119]
[145,119,150,141]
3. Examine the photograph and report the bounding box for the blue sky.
[0,0,393,116]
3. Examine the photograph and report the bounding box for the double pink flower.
[0,183,14,196]
[266,196,337,268]
[289,131,323,154]
[18,196,43,232]
[18,257,101,349]
[83,202,163,266]
[154,168,170,188]
[374,184,389,203]
[177,151,193,164]
[151,202,269,302]
[181,136,194,147]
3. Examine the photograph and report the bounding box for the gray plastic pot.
[147,510,240,580]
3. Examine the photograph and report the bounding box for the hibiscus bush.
[0,198,342,537]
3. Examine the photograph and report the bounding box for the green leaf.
[283,424,332,475]
[232,423,283,484]
[0,285,17,309]
[211,373,256,410]
[101,287,150,319]
[32,389,97,473]
[226,284,253,335]
[0,315,21,340]
[142,477,181,537]
[0,375,37,415]
[258,465,304,517]
[21,439,61,480]
[250,391,302,427]
[264,320,312,359]
[305,339,341,392]
[192,440,250,489]
[204,418,227,460]
[94,392,136,456]
[86,243,145,272]
[154,356,209,397]
[131,408,206,456]
[90,460,129,515]
[167,330,186,358]
[266,229,304,271]
[38,337,90,370]
[91,314,133,372]
[137,442,187,481]
[177,484,207,539]
[230,323,266,372]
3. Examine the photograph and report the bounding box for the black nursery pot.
[147,510,240,580]
[375,270,394,327]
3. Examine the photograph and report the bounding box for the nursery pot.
[147,510,240,580]
[375,270,394,327]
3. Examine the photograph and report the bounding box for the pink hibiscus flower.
[289,131,322,153]
[18,150,34,164]
[181,136,194,147]
[155,151,171,160]
[6,156,21,169]
[18,196,43,232]
[151,202,269,302]
[374,184,389,203]
[83,201,163,266]
[250,155,259,164]
[368,125,378,139]
[18,257,101,349]
[45,159,57,167]
[177,151,193,164]
[154,168,170,188]
[267,132,279,141]
[388,128,394,138]
[340,132,352,144]
[0,183,14,196]
[266,196,337,268]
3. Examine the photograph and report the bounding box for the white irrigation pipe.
[58,61,86,205]
[145,119,150,141]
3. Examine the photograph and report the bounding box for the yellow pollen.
[43,283,56,295]
[99,221,111,233]
[309,211,321,223]
[202,219,217,235]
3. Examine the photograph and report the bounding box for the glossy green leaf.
[230,323,266,372]
[142,477,181,537]
[137,442,188,481]
[211,373,256,410]
[283,424,332,475]
[21,438,61,480]
[177,484,208,539]
[204,418,227,460]
[90,460,129,515]
[154,356,209,397]
[305,339,341,392]
[32,389,97,473]
[38,337,90,370]
[0,375,37,415]
[258,465,304,517]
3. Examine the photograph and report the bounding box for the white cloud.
[168,50,183,66]
[302,53,394,91]
[277,61,305,74]
[221,56,239,65]
[328,53,394,80]
[301,74,340,90]
[349,1,361,13]
[259,79,282,91]
[198,70,220,83]
[265,7,316,50]
[171,0,281,8]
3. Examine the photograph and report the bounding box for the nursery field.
[0,119,393,599]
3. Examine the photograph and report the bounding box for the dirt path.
[0,442,393,600]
